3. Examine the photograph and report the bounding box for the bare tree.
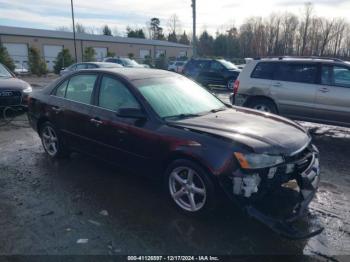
[167,14,181,35]
[300,2,313,55]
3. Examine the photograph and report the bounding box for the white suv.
[232,57,350,127]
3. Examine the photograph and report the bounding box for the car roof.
[82,68,176,81]
[255,57,346,64]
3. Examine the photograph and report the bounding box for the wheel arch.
[244,95,279,114]
[36,116,50,136]
[162,151,214,179]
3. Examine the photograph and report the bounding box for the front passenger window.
[99,76,140,111]
[334,66,350,88]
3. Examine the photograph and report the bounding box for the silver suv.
[233,57,350,127]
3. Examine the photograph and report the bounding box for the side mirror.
[61,67,66,70]
[116,107,146,119]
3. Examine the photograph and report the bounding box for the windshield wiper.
[210,107,227,113]
[163,113,201,120]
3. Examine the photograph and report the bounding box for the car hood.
[0,77,30,91]
[168,107,311,156]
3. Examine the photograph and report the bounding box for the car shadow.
[30,150,313,255]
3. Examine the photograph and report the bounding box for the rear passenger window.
[87,64,98,69]
[65,74,97,104]
[76,64,87,70]
[275,63,317,84]
[251,62,275,79]
[55,80,68,97]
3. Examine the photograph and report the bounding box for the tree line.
[57,14,190,45]
[197,3,350,59]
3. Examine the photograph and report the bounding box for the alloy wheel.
[42,126,59,156]
[169,166,207,212]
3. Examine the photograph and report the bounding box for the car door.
[313,64,350,125]
[204,61,226,85]
[58,73,98,154]
[271,62,319,119]
[89,74,156,169]
[47,79,69,131]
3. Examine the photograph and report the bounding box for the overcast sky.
[0,0,349,36]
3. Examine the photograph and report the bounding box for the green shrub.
[53,48,74,74]
[28,47,47,76]
[155,54,166,69]
[107,51,115,57]
[83,47,96,62]
[143,55,153,67]
[0,45,15,72]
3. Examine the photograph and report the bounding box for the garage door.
[3,43,28,69]
[93,47,107,61]
[44,45,63,72]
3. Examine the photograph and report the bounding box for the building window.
[156,49,165,58]
[140,49,150,59]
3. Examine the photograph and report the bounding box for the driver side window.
[210,61,224,72]
[98,76,140,111]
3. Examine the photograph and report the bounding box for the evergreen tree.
[167,31,177,43]
[83,47,96,62]
[179,31,190,45]
[28,47,47,76]
[126,27,146,39]
[102,25,112,36]
[0,45,15,71]
[53,48,74,74]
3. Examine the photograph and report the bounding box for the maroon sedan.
[27,68,322,239]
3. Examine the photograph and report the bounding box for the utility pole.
[191,0,197,57]
[71,0,77,62]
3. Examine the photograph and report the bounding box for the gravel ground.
[0,86,349,259]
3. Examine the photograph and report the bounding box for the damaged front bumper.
[222,144,323,239]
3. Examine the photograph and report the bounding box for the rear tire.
[247,98,278,114]
[164,159,217,215]
[39,122,69,158]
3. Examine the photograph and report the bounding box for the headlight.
[234,152,284,169]
[23,86,32,93]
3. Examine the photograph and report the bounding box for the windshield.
[0,64,13,78]
[122,58,139,66]
[219,60,239,70]
[134,76,225,119]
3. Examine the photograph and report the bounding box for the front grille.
[0,90,22,107]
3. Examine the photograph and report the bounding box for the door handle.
[51,106,62,114]
[90,118,103,127]
[319,87,330,93]
[272,82,282,87]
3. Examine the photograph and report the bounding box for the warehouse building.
[0,25,192,71]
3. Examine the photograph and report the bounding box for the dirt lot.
[0,85,349,259]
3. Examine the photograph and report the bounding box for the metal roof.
[0,25,190,48]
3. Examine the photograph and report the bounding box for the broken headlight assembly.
[234,152,284,169]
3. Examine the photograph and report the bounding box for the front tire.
[40,122,69,158]
[165,159,216,215]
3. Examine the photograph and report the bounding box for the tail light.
[233,80,240,94]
